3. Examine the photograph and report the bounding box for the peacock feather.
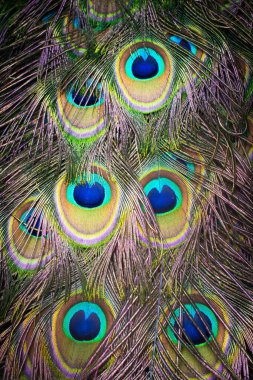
[0,0,253,379]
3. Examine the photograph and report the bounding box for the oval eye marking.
[55,168,121,246]
[56,80,105,140]
[144,178,181,215]
[19,208,44,237]
[115,41,174,113]
[63,302,107,343]
[67,81,104,108]
[7,199,52,270]
[73,182,105,208]
[139,167,192,248]
[170,35,198,55]
[160,295,233,379]
[131,54,159,79]
[167,304,217,346]
[50,294,115,377]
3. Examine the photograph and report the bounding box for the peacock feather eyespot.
[169,36,198,56]
[167,153,195,174]
[55,166,121,246]
[125,47,164,80]
[56,79,106,140]
[66,173,110,209]
[115,40,174,113]
[63,302,107,343]
[60,15,87,58]
[50,293,115,377]
[165,150,206,193]
[67,81,104,108]
[167,26,208,67]
[138,165,192,248]
[7,198,52,271]
[166,303,218,347]
[18,292,115,379]
[160,293,237,380]
[144,178,182,215]
[85,0,131,22]
[19,209,44,238]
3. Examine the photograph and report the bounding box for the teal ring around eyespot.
[66,81,104,108]
[19,210,44,239]
[73,17,79,29]
[66,173,111,209]
[166,152,195,174]
[125,47,165,81]
[143,178,182,214]
[63,302,107,343]
[169,36,198,56]
[166,303,219,347]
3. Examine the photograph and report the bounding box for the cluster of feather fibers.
[0,0,253,379]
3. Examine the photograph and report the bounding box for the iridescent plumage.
[0,1,253,379]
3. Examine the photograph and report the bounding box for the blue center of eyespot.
[167,303,218,347]
[174,311,212,345]
[132,55,159,79]
[177,158,188,167]
[175,158,194,173]
[21,209,43,237]
[67,173,111,209]
[63,302,107,343]
[67,80,103,108]
[166,153,195,174]
[72,90,99,107]
[69,310,101,341]
[179,39,191,52]
[147,185,177,214]
[169,36,197,55]
[73,17,80,29]
[125,47,165,81]
[73,182,105,208]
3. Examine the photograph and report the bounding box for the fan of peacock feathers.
[0,0,253,379]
